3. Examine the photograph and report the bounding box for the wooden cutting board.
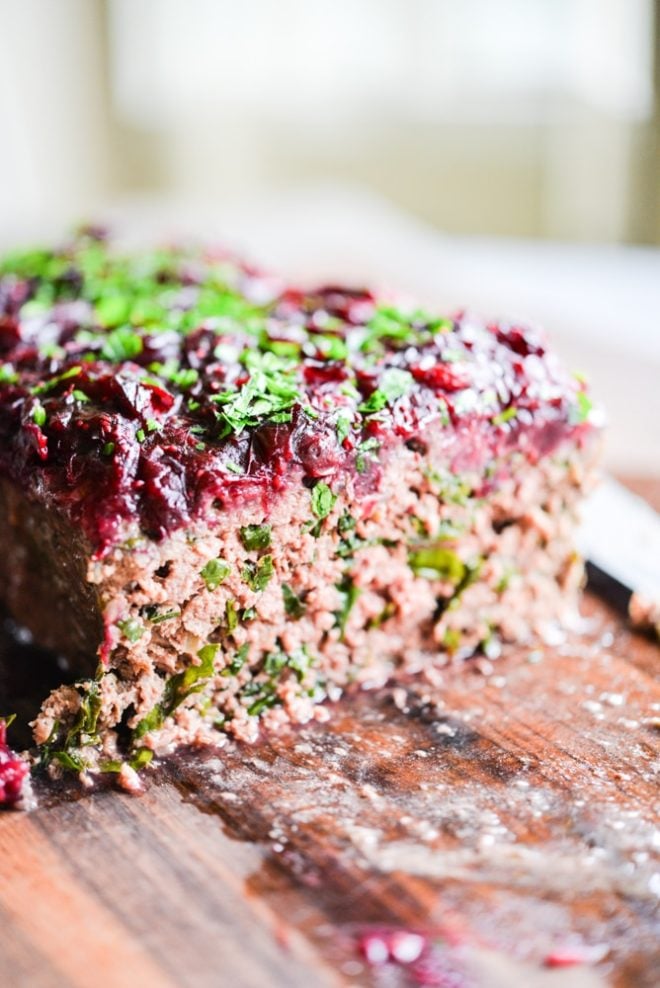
[0,479,658,988]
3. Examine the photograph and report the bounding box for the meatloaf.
[0,228,600,791]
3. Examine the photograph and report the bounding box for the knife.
[577,476,660,637]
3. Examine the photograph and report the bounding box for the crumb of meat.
[117,763,144,795]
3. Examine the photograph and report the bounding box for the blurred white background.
[1,0,658,243]
[0,0,658,471]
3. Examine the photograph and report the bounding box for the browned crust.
[0,478,102,671]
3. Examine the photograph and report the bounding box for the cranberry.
[0,722,28,807]
[0,247,593,556]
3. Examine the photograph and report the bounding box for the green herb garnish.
[311,482,336,520]
[355,437,380,473]
[335,577,360,639]
[442,627,462,653]
[492,406,517,426]
[101,326,143,362]
[571,391,593,424]
[211,350,300,436]
[408,546,466,584]
[133,643,218,740]
[225,599,239,633]
[239,524,272,551]
[96,294,133,328]
[149,361,199,390]
[201,558,231,590]
[242,554,274,592]
[359,368,413,414]
[118,617,145,642]
[144,606,180,624]
[0,363,18,384]
[31,403,47,427]
[282,583,306,619]
[31,364,83,396]
[335,413,352,444]
[222,642,249,677]
[130,748,154,770]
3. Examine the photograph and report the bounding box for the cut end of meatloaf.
[0,229,602,786]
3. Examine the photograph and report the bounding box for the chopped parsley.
[240,647,313,716]
[311,482,336,520]
[211,350,300,436]
[239,523,272,551]
[355,437,380,473]
[101,326,143,362]
[307,481,337,537]
[201,558,231,590]
[118,617,145,642]
[222,642,249,677]
[437,397,451,427]
[315,334,348,360]
[225,598,239,633]
[492,406,517,427]
[338,511,356,535]
[143,606,180,624]
[336,511,367,558]
[96,294,133,328]
[360,306,422,352]
[0,363,18,384]
[38,680,103,771]
[31,402,47,427]
[571,391,593,424]
[31,364,82,395]
[367,601,396,629]
[130,748,154,770]
[335,413,352,444]
[425,468,472,506]
[242,554,274,592]
[246,689,279,718]
[282,583,306,619]
[149,361,198,390]
[335,576,360,639]
[133,643,218,740]
[359,367,413,414]
[442,627,462,653]
[408,546,466,584]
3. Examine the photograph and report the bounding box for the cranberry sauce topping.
[0,720,28,806]
[0,231,596,554]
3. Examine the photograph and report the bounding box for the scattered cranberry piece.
[0,721,29,808]
[544,944,608,968]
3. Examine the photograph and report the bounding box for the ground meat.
[0,231,601,783]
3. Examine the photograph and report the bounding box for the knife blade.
[577,476,660,635]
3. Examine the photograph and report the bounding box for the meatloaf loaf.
[0,229,600,790]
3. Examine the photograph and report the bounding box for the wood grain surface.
[0,480,658,988]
